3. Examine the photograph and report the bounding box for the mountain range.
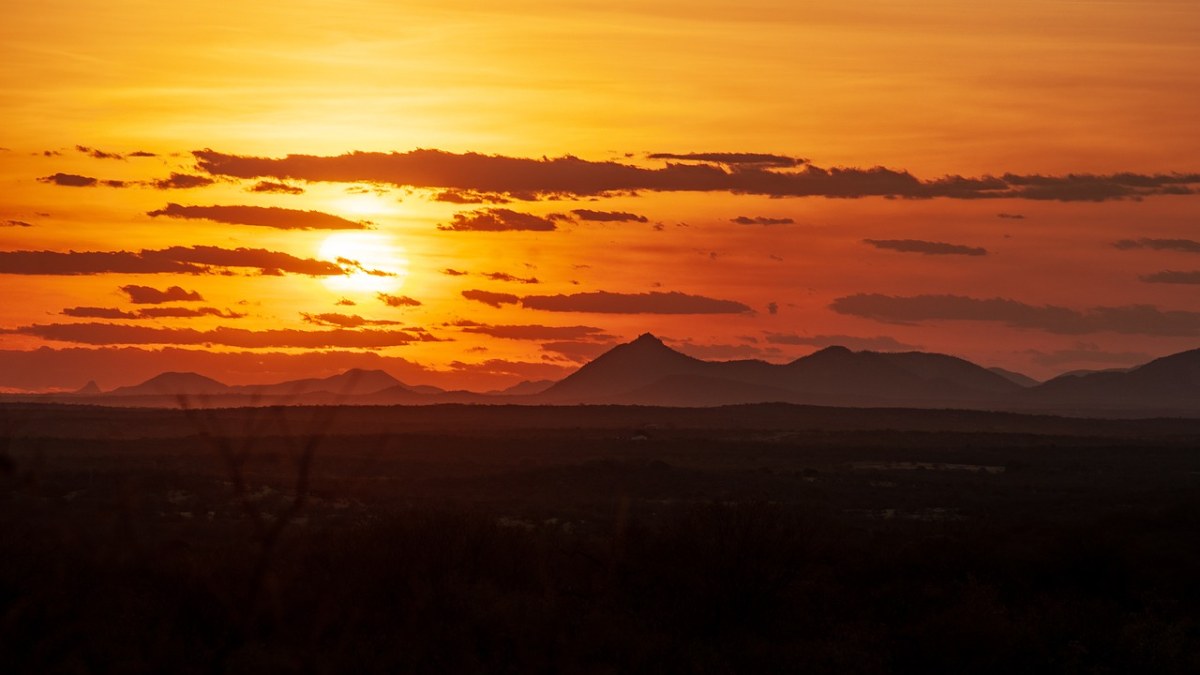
[5,333,1199,417]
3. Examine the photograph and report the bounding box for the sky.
[2,0,1200,392]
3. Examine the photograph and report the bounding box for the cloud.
[482,272,539,284]
[119,285,204,304]
[61,306,136,319]
[146,203,367,230]
[377,293,422,307]
[134,307,246,319]
[568,209,648,223]
[442,268,469,276]
[150,173,215,189]
[301,312,401,328]
[61,306,244,319]
[1114,238,1200,253]
[731,216,794,225]
[335,297,356,306]
[39,173,97,187]
[830,293,1200,337]
[461,290,520,308]
[437,208,556,232]
[3,220,33,228]
[646,152,805,168]
[767,302,778,315]
[450,321,613,341]
[193,148,1200,201]
[1140,270,1200,284]
[520,290,752,314]
[249,180,304,194]
[863,239,987,256]
[0,246,346,276]
[432,189,510,204]
[128,151,157,158]
[997,213,1025,219]
[6,323,426,348]
[764,333,921,351]
[75,145,123,160]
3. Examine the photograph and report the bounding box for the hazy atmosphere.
[4,1,1200,391]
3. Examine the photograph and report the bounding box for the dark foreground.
[2,404,1199,674]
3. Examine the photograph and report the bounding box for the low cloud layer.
[1114,238,1200,253]
[120,285,203,304]
[62,306,244,319]
[377,293,422,307]
[147,203,367,230]
[458,289,752,314]
[6,323,427,348]
[438,208,557,232]
[731,216,794,225]
[567,209,648,223]
[461,290,520,308]
[301,312,401,328]
[0,246,345,276]
[194,148,1200,201]
[249,180,305,194]
[831,293,1200,337]
[450,321,613,341]
[863,239,987,256]
[482,272,539,284]
[1140,270,1200,284]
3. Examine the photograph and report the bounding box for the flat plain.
[3,403,1199,674]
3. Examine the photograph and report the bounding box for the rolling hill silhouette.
[538,334,1022,407]
[17,334,1200,416]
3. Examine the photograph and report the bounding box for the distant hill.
[14,336,1200,416]
[989,367,1039,388]
[234,368,406,397]
[1018,348,1200,413]
[109,372,230,397]
[539,335,1022,407]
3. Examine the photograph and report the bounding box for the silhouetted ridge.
[542,333,708,400]
[74,380,101,395]
[110,372,229,396]
[1022,347,1200,410]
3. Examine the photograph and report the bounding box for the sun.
[318,232,409,296]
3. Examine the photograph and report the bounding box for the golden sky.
[3,0,1200,391]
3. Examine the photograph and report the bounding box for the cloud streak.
[863,239,987,256]
[147,203,367,230]
[6,323,427,348]
[62,306,245,319]
[1114,238,1200,253]
[0,246,346,276]
[458,289,753,314]
[438,208,556,232]
[119,285,204,304]
[193,148,1200,201]
[831,293,1200,337]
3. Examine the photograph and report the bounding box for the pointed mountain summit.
[73,380,102,395]
[539,334,1025,406]
[109,372,230,397]
[541,333,708,401]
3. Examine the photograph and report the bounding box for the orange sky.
[3,0,1200,391]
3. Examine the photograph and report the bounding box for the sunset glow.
[3,0,1200,392]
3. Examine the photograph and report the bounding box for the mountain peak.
[631,332,666,346]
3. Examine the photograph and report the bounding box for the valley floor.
[2,403,1199,673]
